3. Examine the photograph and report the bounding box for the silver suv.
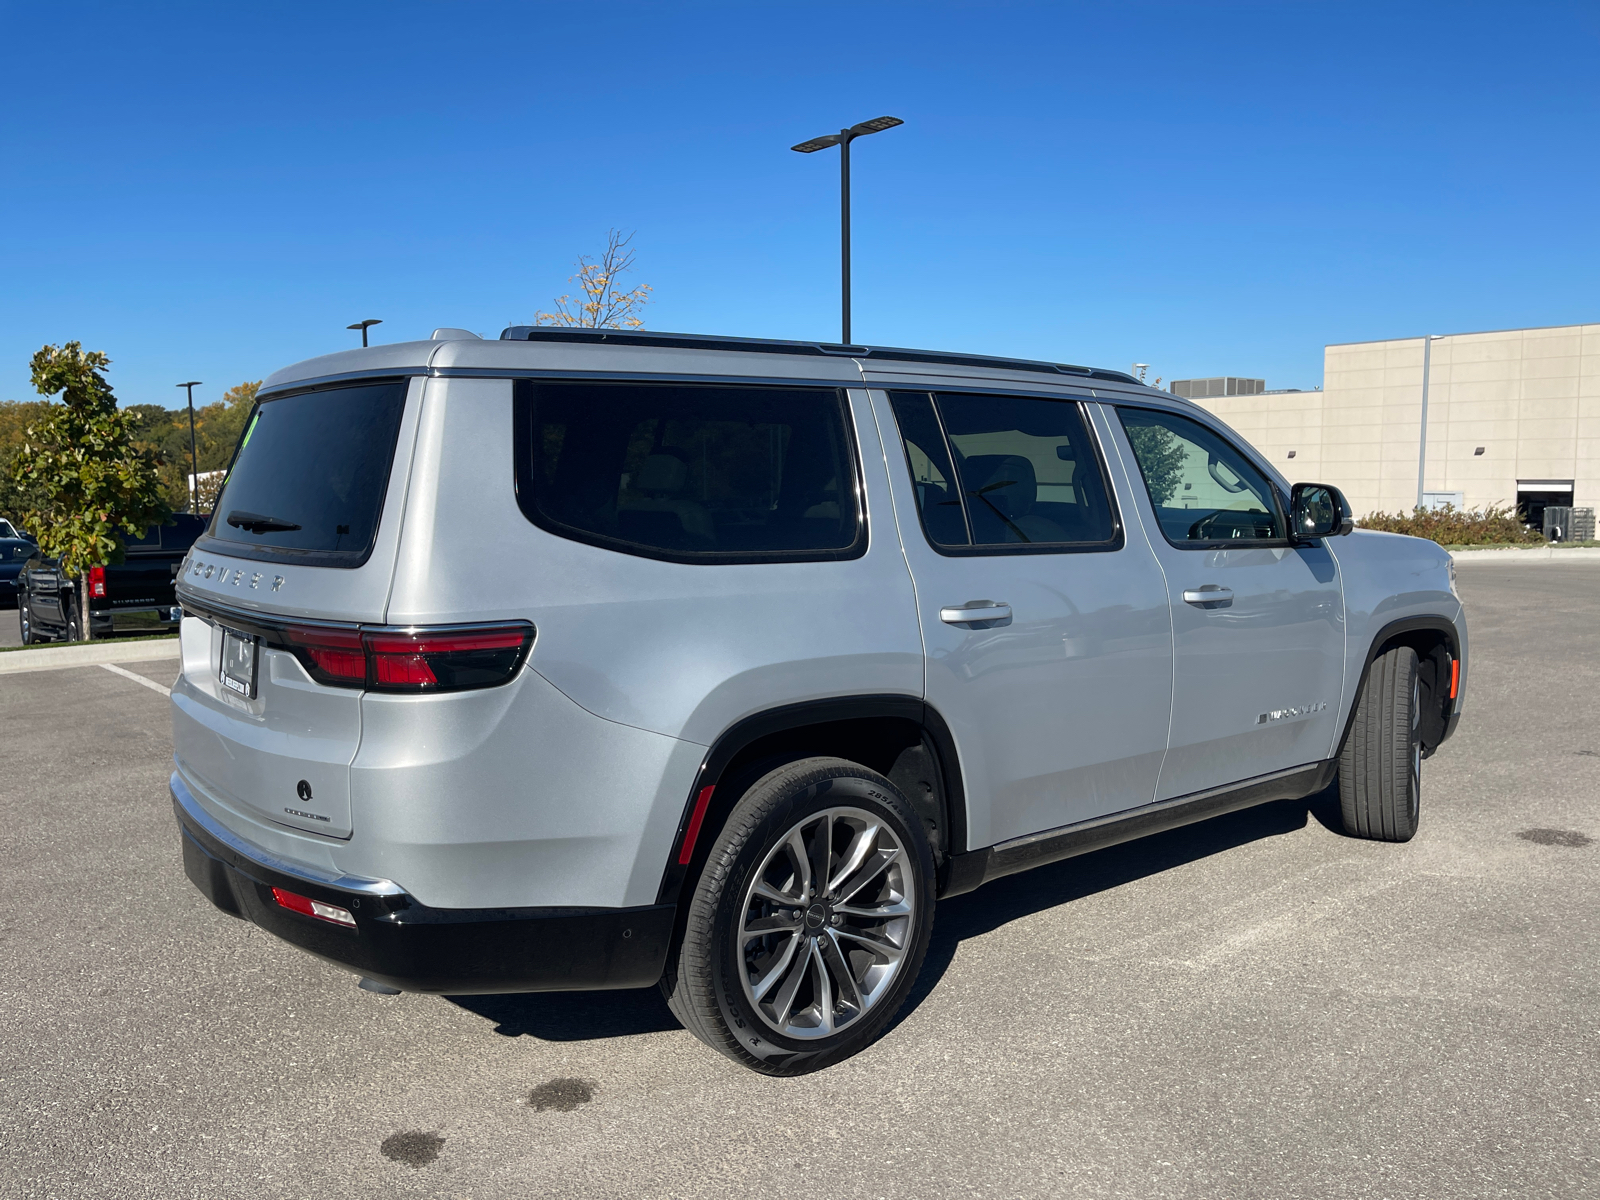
[171,328,1467,1074]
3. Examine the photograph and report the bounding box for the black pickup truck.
[17,515,207,643]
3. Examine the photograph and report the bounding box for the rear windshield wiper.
[227,511,302,534]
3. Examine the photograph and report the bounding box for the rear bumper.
[172,773,673,994]
[94,605,182,634]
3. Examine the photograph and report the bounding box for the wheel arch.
[653,695,967,910]
[1339,615,1462,760]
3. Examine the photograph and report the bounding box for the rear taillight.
[88,566,106,598]
[280,622,532,692]
[284,625,367,685]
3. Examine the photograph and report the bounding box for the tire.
[663,756,937,1075]
[1339,645,1422,841]
[18,600,35,645]
[65,606,82,644]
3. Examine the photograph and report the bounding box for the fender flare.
[653,695,967,907]
[1336,614,1464,762]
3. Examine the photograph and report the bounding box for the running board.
[938,760,1337,898]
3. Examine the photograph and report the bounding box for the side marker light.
[272,886,356,928]
[678,786,716,865]
[1450,659,1460,700]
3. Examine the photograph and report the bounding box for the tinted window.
[889,391,1117,550]
[1117,407,1284,544]
[207,381,408,563]
[516,381,861,562]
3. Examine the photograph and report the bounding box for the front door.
[1099,404,1345,802]
[873,388,1174,850]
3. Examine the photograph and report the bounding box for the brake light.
[271,886,356,928]
[88,566,106,598]
[279,622,532,692]
[285,625,366,685]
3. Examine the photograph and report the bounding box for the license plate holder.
[220,628,258,698]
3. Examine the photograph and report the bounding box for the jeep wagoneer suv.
[171,328,1466,1074]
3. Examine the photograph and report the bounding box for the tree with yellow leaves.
[537,230,652,329]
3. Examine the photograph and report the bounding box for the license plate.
[220,628,258,698]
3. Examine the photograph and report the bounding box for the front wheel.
[663,757,936,1075]
[1339,645,1422,841]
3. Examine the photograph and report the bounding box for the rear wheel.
[65,606,82,643]
[1339,645,1422,841]
[18,600,36,645]
[663,756,936,1075]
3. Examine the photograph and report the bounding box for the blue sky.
[3,1,1598,407]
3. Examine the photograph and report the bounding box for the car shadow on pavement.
[446,783,1346,1044]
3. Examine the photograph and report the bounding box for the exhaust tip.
[358,977,402,995]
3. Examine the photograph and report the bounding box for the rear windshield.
[206,380,407,565]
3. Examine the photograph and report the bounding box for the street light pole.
[792,116,903,346]
[176,381,202,513]
[347,319,382,347]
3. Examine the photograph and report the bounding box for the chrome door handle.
[940,600,1012,625]
[1182,585,1234,607]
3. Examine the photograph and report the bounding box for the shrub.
[1356,503,1544,546]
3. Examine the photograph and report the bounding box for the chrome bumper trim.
[170,770,404,897]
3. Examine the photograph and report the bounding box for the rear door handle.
[1182,586,1234,607]
[940,600,1012,625]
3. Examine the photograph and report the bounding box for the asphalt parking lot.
[2,565,1596,1200]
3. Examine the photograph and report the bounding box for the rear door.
[171,377,420,839]
[873,388,1174,849]
[1099,403,1345,801]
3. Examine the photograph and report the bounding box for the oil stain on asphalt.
[381,1130,445,1167]
[1516,828,1593,847]
[528,1077,597,1112]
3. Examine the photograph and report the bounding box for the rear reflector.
[678,785,716,865]
[271,886,356,928]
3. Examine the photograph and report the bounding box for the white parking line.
[100,661,172,697]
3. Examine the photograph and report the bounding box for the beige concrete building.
[1190,322,1600,521]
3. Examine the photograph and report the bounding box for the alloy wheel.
[737,806,915,1041]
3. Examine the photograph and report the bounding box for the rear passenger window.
[514,381,862,562]
[889,391,1118,552]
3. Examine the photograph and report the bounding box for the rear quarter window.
[202,380,408,567]
[514,380,864,563]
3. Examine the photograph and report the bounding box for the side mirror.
[1290,483,1354,541]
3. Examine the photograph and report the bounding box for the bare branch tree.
[537,229,653,329]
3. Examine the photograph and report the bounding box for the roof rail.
[496,326,1143,386]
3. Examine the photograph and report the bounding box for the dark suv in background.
[18,515,207,643]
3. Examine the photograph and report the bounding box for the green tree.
[13,343,170,640]
[0,399,57,524]
[1124,422,1188,505]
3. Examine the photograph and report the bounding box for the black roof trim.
[498,326,1142,386]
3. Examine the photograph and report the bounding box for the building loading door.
[1099,404,1346,803]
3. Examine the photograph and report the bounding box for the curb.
[1449,546,1600,565]
[0,638,181,676]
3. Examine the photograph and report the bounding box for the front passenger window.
[1117,407,1285,545]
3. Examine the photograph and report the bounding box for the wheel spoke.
[834,896,912,920]
[810,938,834,1036]
[820,930,864,1015]
[806,813,833,901]
[833,924,904,963]
[750,879,801,907]
[742,911,802,939]
[834,847,901,906]
[752,931,807,1006]
[769,935,814,1023]
[784,827,813,900]
[827,822,881,895]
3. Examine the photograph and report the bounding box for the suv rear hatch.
[172,378,417,839]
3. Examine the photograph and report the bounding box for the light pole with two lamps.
[791,116,903,346]
[176,381,202,513]
[347,319,382,347]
